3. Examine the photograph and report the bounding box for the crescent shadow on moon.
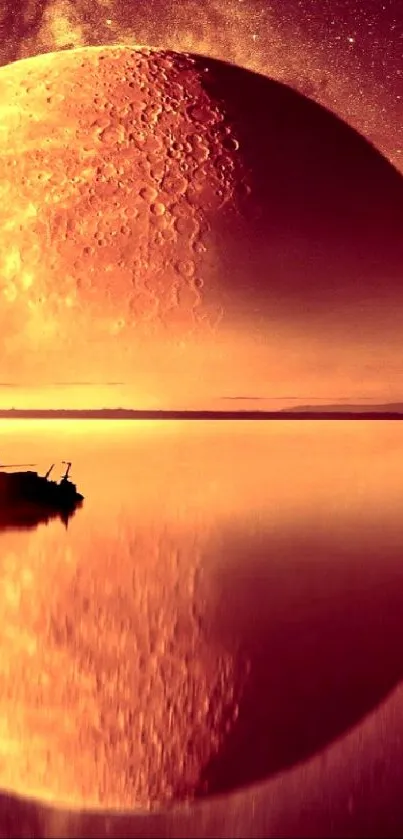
[191,54,403,318]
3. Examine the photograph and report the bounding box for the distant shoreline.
[1,409,403,420]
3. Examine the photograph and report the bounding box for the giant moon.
[0,45,402,406]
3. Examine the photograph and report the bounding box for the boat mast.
[61,461,72,480]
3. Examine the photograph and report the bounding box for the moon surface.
[0,46,247,404]
[0,45,402,405]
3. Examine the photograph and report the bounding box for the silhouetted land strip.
[1,409,403,420]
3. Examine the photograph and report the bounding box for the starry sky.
[0,0,401,173]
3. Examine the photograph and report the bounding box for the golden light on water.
[1,420,403,809]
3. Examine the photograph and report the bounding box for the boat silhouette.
[0,461,84,529]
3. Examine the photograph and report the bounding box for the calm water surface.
[1,419,403,811]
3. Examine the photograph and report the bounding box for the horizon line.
[1,406,403,421]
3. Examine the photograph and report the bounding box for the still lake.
[1,419,403,811]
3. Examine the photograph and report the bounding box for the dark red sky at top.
[0,0,401,172]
